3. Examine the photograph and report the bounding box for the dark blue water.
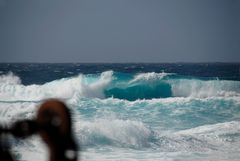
[0,63,239,85]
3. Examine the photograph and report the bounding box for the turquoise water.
[0,63,239,160]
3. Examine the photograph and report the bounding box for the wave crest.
[0,71,239,101]
[0,71,113,101]
[171,79,240,98]
[130,72,172,83]
[0,72,21,85]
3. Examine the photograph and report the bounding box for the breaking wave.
[75,118,240,150]
[0,71,21,85]
[0,71,239,102]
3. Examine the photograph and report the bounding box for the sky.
[0,0,239,63]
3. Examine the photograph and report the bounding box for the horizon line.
[0,61,240,64]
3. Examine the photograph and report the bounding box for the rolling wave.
[76,118,240,150]
[3,99,239,150]
[1,65,240,161]
[0,71,239,101]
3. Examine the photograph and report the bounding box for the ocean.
[0,63,240,161]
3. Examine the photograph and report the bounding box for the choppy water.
[0,63,240,161]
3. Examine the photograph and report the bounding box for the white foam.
[80,71,113,98]
[91,95,240,107]
[176,121,240,139]
[160,121,240,152]
[130,72,172,83]
[12,135,48,161]
[75,118,152,148]
[170,79,240,98]
[0,72,21,85]
[0,102,37,123]
[1,98,239,161]
[0,71,113,102]
[0,71,239,102]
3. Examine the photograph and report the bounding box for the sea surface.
[0,63,240,161]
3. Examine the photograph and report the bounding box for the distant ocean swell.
[0,70,240,161]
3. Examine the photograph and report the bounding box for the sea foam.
[0,71,239,102]
[0,71,113,101]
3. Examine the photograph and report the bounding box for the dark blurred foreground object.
[37,100,78,161]
[0,128,14,161]
[0,99,78,161]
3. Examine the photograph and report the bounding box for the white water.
[130,72,172,83]
[0,72,240,161]
[0,71,240,102]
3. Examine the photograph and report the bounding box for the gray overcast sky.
[0,0,239,63]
